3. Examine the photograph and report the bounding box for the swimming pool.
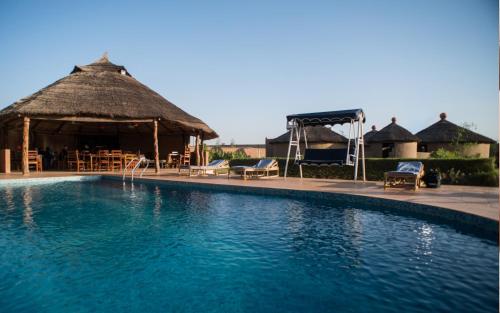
[0,178,497,312]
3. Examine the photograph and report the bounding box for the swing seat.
[297,148,352,166]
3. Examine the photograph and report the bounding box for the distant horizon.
[0,0,497,144]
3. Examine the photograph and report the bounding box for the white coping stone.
[0,175,102,187]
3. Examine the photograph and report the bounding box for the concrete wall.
[364,143,382,158]
[417,152,431,159]
[266,142,348,158]
[393,142,417,158]
[364,142,418,158]
[208,146,266,158]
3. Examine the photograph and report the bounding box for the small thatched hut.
[0,54,217,174]
[365,117,419,158]
[415,113,495,158]
[364,125,378,142]
[266,126,348,158]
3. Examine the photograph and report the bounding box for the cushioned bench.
[297,148,350,166]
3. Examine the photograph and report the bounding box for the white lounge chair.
[188,159,229,176]
[228,159,279,180]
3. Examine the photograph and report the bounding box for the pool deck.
[1,170,498,222]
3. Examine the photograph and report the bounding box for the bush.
[430,148,461,159]
[209,147,250,161]
[229,158,498,187]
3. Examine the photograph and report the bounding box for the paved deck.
[1,170,498,221]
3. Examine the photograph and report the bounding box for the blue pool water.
[0,179,497,313]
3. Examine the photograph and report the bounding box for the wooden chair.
[111,150,123,172]
[123,153,140,172]
[28,150,42,172]
[80,151,92,172]
[181,146,191,166]
[97,150,111,171]
[67,150,85,172]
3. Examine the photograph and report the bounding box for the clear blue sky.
[0,0,497,144]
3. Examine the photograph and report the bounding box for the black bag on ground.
[424,170,441,188]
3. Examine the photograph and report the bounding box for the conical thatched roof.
[368,117,419,143]
[364,125,378,142]
[267,126,348,144]
[0,54,217,139]
[416,113,495,144]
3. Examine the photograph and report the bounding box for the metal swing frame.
[284,109,366,182]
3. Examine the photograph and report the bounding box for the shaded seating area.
[188,159,229,176]
[384,161,424,191]
[228,159,279,180]
[297,148,351,166]
[0,54,217,175]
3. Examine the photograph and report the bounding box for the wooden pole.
[153,119,160,174]
[22,117,30,175]
[195,133,201,166]
[200,133,205,166]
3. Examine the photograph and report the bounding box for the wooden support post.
[153,119,160,174]
[0,126,5,148]
[200,133,205,166]
[22,117,30,175]
[195,133,201,166]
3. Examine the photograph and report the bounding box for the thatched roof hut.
[365,117,419,158]
[0,54,217,174]
[415,113,495,158]
[416,113,495,144]
[364,125,378,142]
[0,54,217,139]
[367,117,419,143]
[267,126,348,144]
[266,126,348,158]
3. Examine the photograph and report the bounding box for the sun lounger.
[228,159,279,180]
[384,161,424,190]
[188,159,229,176]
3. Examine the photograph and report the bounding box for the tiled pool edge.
[105,175,499,237]
[0,175,101,186]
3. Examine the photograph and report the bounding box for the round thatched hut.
[415,113,495,158]
[364,125,378,142]
[266,126,348,158]
[365,117,419,158]
[0,54,217,174]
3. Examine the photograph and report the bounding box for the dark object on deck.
[424,170,441,188]
[297,148,350,166]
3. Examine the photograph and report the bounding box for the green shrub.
[229,157,498,187]
[209,147,250,161]
[430,148,461,159]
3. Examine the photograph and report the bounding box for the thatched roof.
[367,117,419,143]
[416,113,495,144]
[364,125,378,142]
[0,54,217,139]
[267,126,348,144]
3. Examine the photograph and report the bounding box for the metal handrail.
[139,159,152,178]
[122,157,146,181]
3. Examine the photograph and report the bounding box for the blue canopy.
[286,109,365,126]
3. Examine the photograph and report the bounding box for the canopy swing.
[284,109,366,182]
